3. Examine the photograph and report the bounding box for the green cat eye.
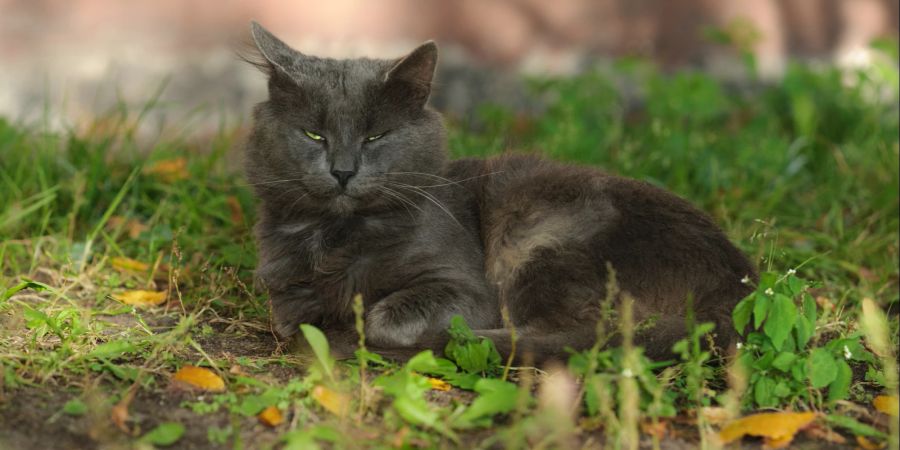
[303,130,325,141]
[366,133,385,142]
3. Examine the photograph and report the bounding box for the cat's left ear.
[384,41,438,107]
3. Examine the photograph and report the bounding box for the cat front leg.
[268,285,324,338]
[364,282,493,348]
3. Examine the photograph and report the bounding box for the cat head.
[244,22,447,217]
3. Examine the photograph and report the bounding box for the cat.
[243,21,757,364]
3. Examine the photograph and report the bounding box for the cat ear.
[384,41,438,106]
[248,21,303,76]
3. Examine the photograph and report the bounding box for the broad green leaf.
[2,279,51,302]
[300,324,334,380]
[827,360,852,403]
[732,297,752,334]
[754,377,777,407]
[88,340,136,360]
[141,422,185,446]
[393,396,438,427]
[787,275,805,296]
[758,272,778,291]
[444,315,501,374]
[764,294,797,350]
[753,293,770,329]
[808,348,838,388]
[793,315,814,349]
[455,378,520,427]
[62,398,87,416]
[825,414,887,439]
[771,352,797,372]
[802,294,816,324]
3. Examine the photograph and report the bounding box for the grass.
[0,48,898,449]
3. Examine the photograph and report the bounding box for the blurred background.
[1,0,897,131]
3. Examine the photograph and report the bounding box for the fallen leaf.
[640,420,668,439]
[106,216,148,239]
[803,422,847,444]
[143,158,188,182]
[873,395,898,417]
[172,366,225,392]
[111,290,166,307]
[427,377,451,391]
[700,406,733,425]
[226,196,244,226]
[719,412,817,449]
[816,296,834,310]
[257,406,284,427]
[311,385,350,417]
[110,257,150,273]
[111,383,138,434]
[857,435,886,450]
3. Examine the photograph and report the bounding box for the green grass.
[0,51,898,449]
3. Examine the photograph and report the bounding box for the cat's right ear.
[246,21,302,77]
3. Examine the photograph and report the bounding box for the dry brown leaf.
[257,406,284,427]
[427,377,451,391]
[172,366,226,392]
[857,435,886,450]
[816,296,835,310]
[311,385,350,417]
[873,395,898,417]
[719,412,817,448]
[111,290,166,307]
[110,383,138,434]
[226,196,244,226]
[106,216,148,239]
[803,422,847,444]
[640,420,668,439]
[110,257,150,273]
[700,406,733,425]
[143,158,188,181]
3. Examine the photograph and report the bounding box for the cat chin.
[329,195,358,216]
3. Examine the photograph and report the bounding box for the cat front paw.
[269,287,321,338]
[365,301,428,347]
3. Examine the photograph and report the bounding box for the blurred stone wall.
[0,0,896,131]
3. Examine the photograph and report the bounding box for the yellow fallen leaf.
[857,435,886,450]
[427,377,451,391]
[873,395,898,417]
[719,412,817,448]
[172,366,225,392]
[143,158,188,181]
[257,406,284,427]
[311,385,350,417]
[110,257,150,273]
[111,290,166,307]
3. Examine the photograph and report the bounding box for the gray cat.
[243,22,756,363]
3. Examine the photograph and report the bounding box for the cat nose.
[330,169,356,188]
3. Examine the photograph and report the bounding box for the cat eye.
[365,133,385,142]
[303,130,326,142]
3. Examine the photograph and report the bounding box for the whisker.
[387,182,463,228]
[384,171,454,183]
[240,177,307,187]
[384,170,503,188]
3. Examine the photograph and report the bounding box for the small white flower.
[621,368,634,378]
[741,275,751,284]
[736,342,743,350]
[787,269,797,276]
[843,345,852,360]
[765,288,774,296]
